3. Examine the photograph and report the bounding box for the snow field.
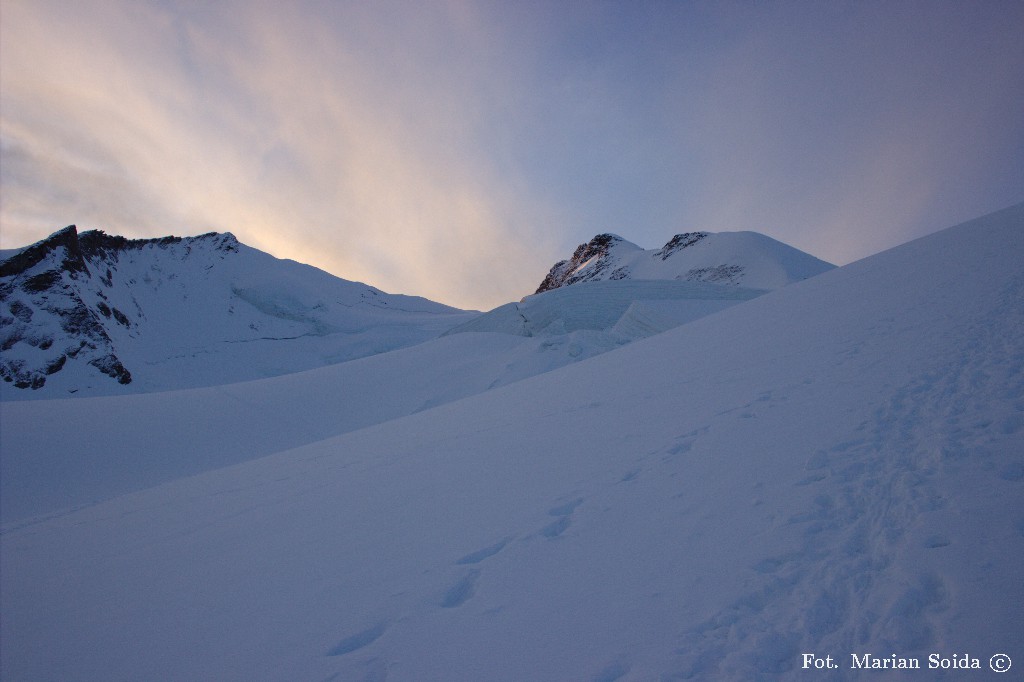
[2,279,760,521]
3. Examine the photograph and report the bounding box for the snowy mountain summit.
[446,230,833,344]
[0,225,472,398]
[536,230,834,293]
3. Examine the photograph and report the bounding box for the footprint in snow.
[541,516,572,538]
[441,569,481,608]
[548,498,584,516]
[455,538,512,565]
[996,461,1024,481]
[590,661,630,682]
[664,427,708,460]
[541,497,584,538]
[618,467,641,483]
[924,534,951,549]
[326,622,388,657]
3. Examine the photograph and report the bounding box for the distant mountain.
[536,231,834,293]
[452,230,833,343]
[0,226,473,398]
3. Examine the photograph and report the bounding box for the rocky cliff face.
[1,226,239,391]
[535,234,641,293]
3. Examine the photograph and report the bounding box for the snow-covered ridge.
[536,230,835,293]
[0,225,473,398]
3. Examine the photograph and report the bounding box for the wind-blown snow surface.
[2,204,1023,680]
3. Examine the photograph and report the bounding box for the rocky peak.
[78,229,239,260]
[1,227,240,281]
[1,227,131,391]
[654,232,708,260]
[535,233,635,294]
[0,226,239,392]
[569,233,625,264]
[532,229,835,296]
[0,225,88,279]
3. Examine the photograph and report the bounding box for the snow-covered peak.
[0,226,240,280]
[535,233,641,293]
[0,225,473,398]
[76,228,241,261]
[536,230,834,293]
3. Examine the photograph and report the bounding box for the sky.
[1,0,1022,310]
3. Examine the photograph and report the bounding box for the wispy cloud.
[0,0,563,308]
[2,1,1022,308]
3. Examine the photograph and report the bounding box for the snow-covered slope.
[0,226,473,398]
[3,268,782,522]
[536,230,834,293]
[1,279,764,522]
[1,327,643,522]
[2,203,1023,680]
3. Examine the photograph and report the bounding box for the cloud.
[0,0,563,309]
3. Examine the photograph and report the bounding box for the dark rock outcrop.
[654,232,707,260]
[535,234,629,294]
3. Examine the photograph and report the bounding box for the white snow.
[445,279,764,337]
[0,230,476,399]
[2,203,1023,680]
[542,230,834,292]
[1,280,761,521]
[620,231,834,288]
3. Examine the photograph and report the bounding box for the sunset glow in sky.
[2,0,1022,309]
